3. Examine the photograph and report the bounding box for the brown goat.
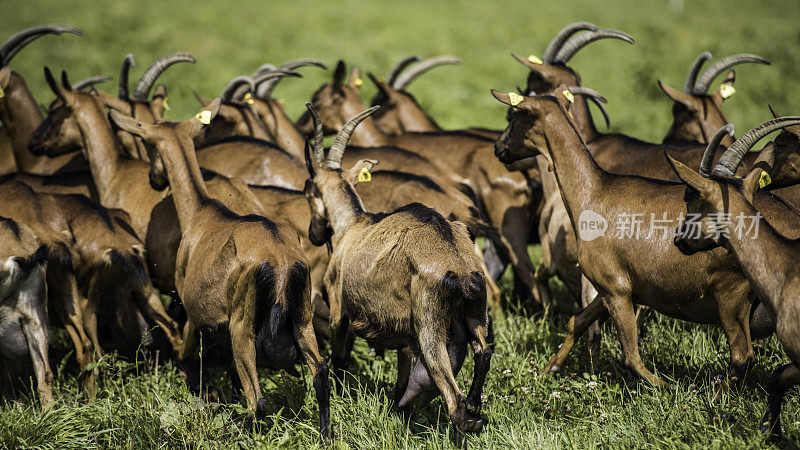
[303,104,491,442]
[0,25,87,176]
[0,216,51,406]
[297,61,540,304]
[669,117,800,440]
[109,100,331,438]
[491,89,792,387]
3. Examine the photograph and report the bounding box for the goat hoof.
[465,398,481,416]
[256,397,268,420]
[760,415,782,442]
[546,364,560,373]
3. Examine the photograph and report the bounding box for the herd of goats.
[1,20,799,444]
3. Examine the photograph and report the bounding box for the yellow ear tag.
[562,89,575,103]
[758,171,771,189]
[279,98,285,104]
[353,77,363,87]
[719,83,735,99]
[509,92,524,106]
[358,166,371,182]
[162,97,171,111]
[0,86,5,99]
[244,92,255,105]
[527,54,543,65]
[196,110,212,125]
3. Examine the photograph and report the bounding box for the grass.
[2,0,800,448]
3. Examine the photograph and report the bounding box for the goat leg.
[464,316,493,416]
[177,319,201,393]
[760,363,800,441]
[81,291,103,360]
[543,293,608,373]
[474,241,502,309]
[229,313,265,421]
[140,291,184,354]
[293,321,332,441]
[715,285,755,390]
[51,270,95,400]
[583,277,602,374]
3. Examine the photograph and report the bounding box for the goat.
[0,25,86,176]
[0,180,96,399]
[668,116,800,441]
[298,60,540,304]
[491,88,794,387]
[0,216,51,407]
[302,104,492,442]
[109,100,331,439]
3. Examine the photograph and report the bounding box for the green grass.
[2,0,800,448]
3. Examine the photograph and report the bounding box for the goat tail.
[259,260,310,340]
[438,270,487,316]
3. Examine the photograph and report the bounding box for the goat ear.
[658,80,697,110]
[192,90,211,106]
[491,89,527,108]
[368,72,391,97]
[304,139,317,177]
[183,98,220,139]
[93,89,132,114]
[150,84,168,120]
[742,142,777,200]
[0,67,10,90]
[348,66,363,89]
[347,159,378,185]
[44,67,68,103]
[61,71,73,91]
[665,152,711,194]
[553,84,573,111]
[109,109,155,140]
[333,60,347,89]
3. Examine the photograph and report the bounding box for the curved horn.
[714,117,800,176]
[683,52,712,94]
[568,86,610,128]
[541,22,599,63]
[1,25,83,67]
[553,29,634,64]
[256,65,313,99]
[73,75,111,91]
[118,54,134,100]
[327,106,381,169]
[392,56,461,90]
[386,55,421,86]
[692,54,770,94]
[305,103,325,165]
[132,52,196,99]
[278,58,326,72]
[220,76,255,102]
[698,124,735,177]
[233,70,301,100]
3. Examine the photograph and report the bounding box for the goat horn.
[392,56,461,90]
[541,22,599,63]
[220,76,255,102]
[233,70,301,100]
[327,106,381,169]
[132,52,196,99]
[386,55,422,86]
[73,75,111,91]
[553,29,634,64]
[698,124,735,177]
[683,52,712,94]
[1,25,83,67]
[692,54,770,94]
[568,86,610,129]
[305,103,325,165]
[714,117,800,176]
[256,61,319,98]
[118,54,135,100]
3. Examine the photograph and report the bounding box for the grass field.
[2,0,800,448]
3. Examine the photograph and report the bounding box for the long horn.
[278,58,326,72]
[698,124,735,177]
[233,70,301,100]
[541,22,599,63]
[1,25,83,67]
[118,54,134,100]
[327,106,381,169]
[386,55,421,86]
[257,62,322,98]
[683,52,712,94]
[392,56,461,90]
[220,76,255,102]
[132,52,196,99]
[692,54,770,94]
[305,103,325,165]
[553,29,634,64]
[568,86,610,129]
[73,75,111,91]
[714,117,800,176]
